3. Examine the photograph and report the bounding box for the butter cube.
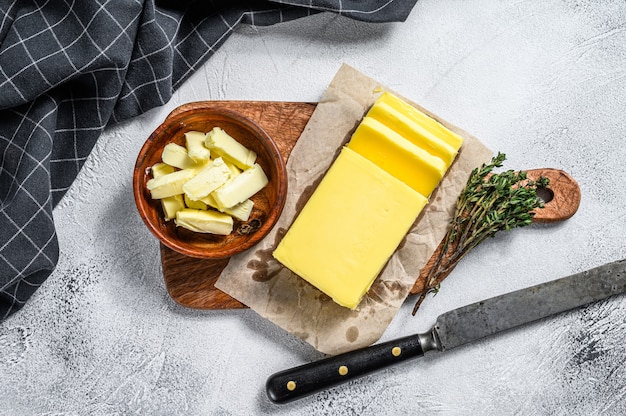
[175,208,233,235]
[223,199,254,221]
[185,131,211,162]
[151,162,184,220]
[161,194,185,220]
[147,168,196,199]
[211,163,268,209]
[182,157,231,201]
[348,117,447,197]
[201,194,254,221]
[151,162,175,177]
[161,143,198,170]
[367,101,459,166]
[184,193,208,210]
[223,159,242,177]
[200,193,220,210]
[376,92,464,150]
[205,127,257,170]
[273,148,427,309]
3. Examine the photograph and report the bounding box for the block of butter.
[347,117,447,197]
[376,92,464,150]
[366,101,459,165]
[273,147,428,309]
[273,91,464,310]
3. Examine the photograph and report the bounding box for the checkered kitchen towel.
[0,0,417,320]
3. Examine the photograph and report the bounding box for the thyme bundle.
[412,152,549,315]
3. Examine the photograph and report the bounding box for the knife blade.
[266,258,626,404]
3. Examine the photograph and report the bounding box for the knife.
[266,258,626,404]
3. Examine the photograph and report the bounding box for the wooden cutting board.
[159,100,581,310]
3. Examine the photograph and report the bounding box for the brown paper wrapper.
[215,64,492,355]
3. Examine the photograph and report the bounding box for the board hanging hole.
[536,187,554,204]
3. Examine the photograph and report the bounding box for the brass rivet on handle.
[338,365,349,376]
[392,346,402,357]
[286,380,296,391]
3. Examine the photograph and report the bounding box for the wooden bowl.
[133,106,287,259]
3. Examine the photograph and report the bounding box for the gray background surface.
[2,1,626,414]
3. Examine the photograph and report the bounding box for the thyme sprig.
[412,152,549,315]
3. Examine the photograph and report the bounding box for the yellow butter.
[161,194,185,220]
[211,163,268,209]
[201,193,254,221]
[174,208,233,235]
[151,162,175,177]
[347,117,447,197]
[151,162,184,220]
[376,92,463,150]
[185,131,211,163]
[223,199,254,221]
[223,159,242,177]
[184,193,208,210]
[161,143,198,170]
[273,147,427,310]
[205,127,257,170]
[182,157,231,201]
[200,193,219,209]
[367,101,459,166]
[146,168,196,199]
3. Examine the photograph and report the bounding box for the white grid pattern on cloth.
[269,0,416,22]
[0,0,417,320]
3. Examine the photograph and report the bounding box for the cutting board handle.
[523,168,580,223]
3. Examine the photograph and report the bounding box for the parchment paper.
[215,64,493,355]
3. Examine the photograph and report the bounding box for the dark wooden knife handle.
[266,334,425,404]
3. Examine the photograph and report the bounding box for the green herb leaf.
[412,152,549,315]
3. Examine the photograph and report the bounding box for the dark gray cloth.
[0,0,417,320]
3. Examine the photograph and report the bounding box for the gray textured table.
[2,1,626,414]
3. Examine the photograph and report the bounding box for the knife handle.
[266,334,426,404]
